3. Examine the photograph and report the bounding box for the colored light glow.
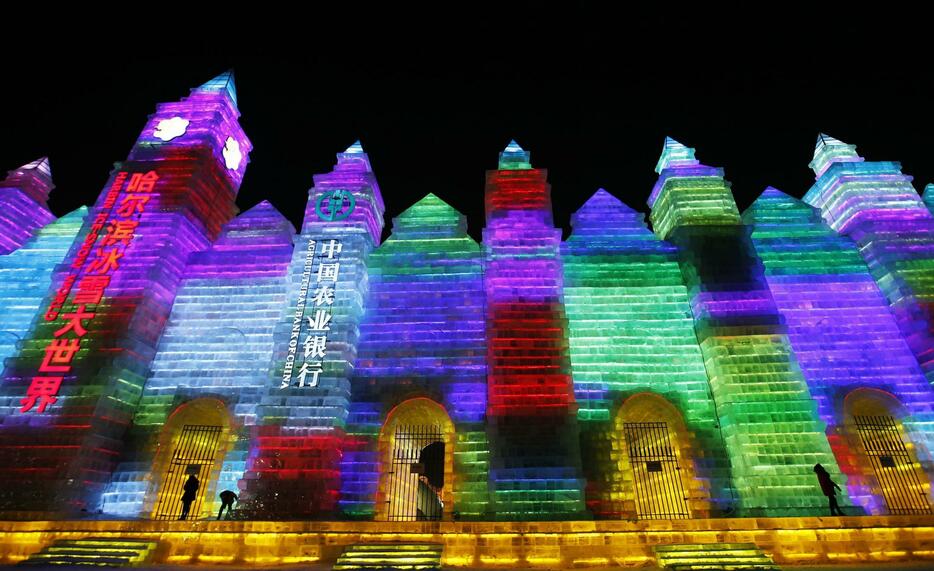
[650,138,844,514]
[245,141,385,519]
[0,207,87,389]
[0,70,250,513]
[0,158,57,255]
[805,135,934,387]
[561,188,731,516]
[648,137,741,239]
[100,201,295,517]
[745,187,934,515]
[482,141,585,519]
[349,193,489,517]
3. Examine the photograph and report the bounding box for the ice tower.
[561,189,733,518]
[99,202,295,519]
[649,137,842,515]
[745,187,934,515]
[0,70,250,513]
[481,141,586,519]
[242,141,385,518]
[347,193,489,520]
[0,208,88,375]
[0,158,57,255]
[806,135,934,387]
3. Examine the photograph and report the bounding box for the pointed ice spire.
[655,136,699,174]
[809,133,861,177]
[195,69,238,106]
[743,186,821,225]
[498,139,532,170]
[2,156,55,205]
[18,157,51,178]
[335,139,372,172]
[215,200,295,246]
[570,188,647,233]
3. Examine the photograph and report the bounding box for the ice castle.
[1,72,934,568]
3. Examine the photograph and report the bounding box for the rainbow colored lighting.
[561,189,732,516]
[0,207,87,374]
[100,201,295,517]
[650,138,843,515]
[482,141,585,519]
[805,135,934,387]
[0,71,250,513]
[246,141,385,518]
[745,187,934,514]
[350,193,489,518]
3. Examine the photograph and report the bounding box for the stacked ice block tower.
[244,142,385,518]
[348,193,489,518]
[482,141,586,519]
[744,186,934,514]
[805,135,934,388]
[99,202,295,517]
[649,137,842,515]
[561,189,732,517]
[0,70,250,513]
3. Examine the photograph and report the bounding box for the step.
[654,542,780,571]
[19,537,158,567]
[334,542,443,571]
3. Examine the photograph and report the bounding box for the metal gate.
[854,415,932,515]
[623,422,691,519]
[386,424,444,521]
[152,424,223,520]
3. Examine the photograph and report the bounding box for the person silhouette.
[813,463,844,516]
[179,474,200,520]
[217,489,238,520]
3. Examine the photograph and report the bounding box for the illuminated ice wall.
[348,193,489,518]
[0,158,56,255]
[561,189,732,517]
[805,135,934,388]
[243,142,385,518]
[924,184,933,216]
[100,201,294,517]
[650,137,843,515]
[0,70,250,512]
[0,207,88,375]
[482,141,585,519]
[745,187,934,514]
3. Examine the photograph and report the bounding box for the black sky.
[1,11,931,242]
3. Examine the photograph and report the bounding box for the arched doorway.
[148,398,233,520]
[614,393,704,519]
[376,398,455,521]
[843,388,932,515]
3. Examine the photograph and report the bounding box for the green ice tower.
[648,137,845,515]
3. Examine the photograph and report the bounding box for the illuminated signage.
[281,238,342,389]
[21,171,156,413]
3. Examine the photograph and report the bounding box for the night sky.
[1,13,930,242]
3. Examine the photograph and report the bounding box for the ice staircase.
[333,543,443,570]
[654,542,780,570]
[18,537,158,567]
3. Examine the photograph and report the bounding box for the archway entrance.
[150,399,232,520]
[844,389,932,515]
[616,393,700,519]
[377,398,454,521]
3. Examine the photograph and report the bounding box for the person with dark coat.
[813,463,844,516]
[179,474,200,520]
[217,489,238,520]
